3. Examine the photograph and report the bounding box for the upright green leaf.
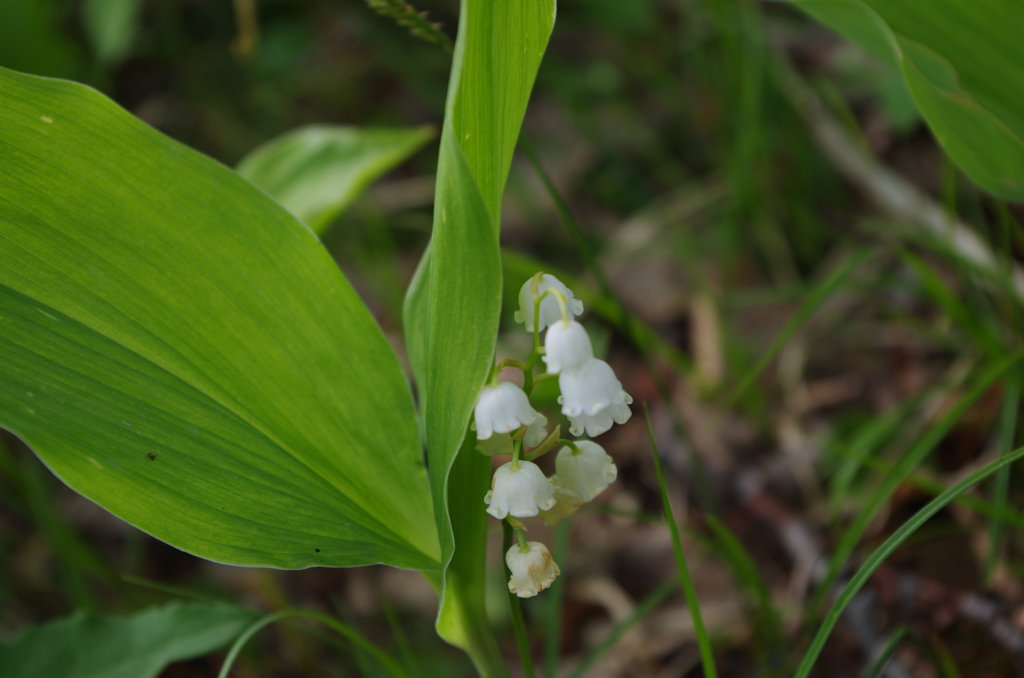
[0,67,439,571]
[236,125,435,234]
[788,0,1024,200]
[0,602,253,678]
[401,0,556,671]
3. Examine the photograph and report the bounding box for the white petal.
[542,319,594,374]
[556,441,617,502]
[515,274,584,333]
[484,461,556,519]
[474,381,538,440]
[558,359,630,418]
[506,541,560,598]
[568,401,632,437]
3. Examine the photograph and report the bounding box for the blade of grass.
[381,597,421,678]
[987,372,1021,582]
[899,250,1002,356]
[216,609,409,678]
[644,404,718,678]
[704,515,785,672]
[827,393,928,516]
[810,349,1024,618]
[793,443,1024,678]
[564,577,677,678]
[543,520,570,678]
[723,246,880,409]
[861,627,906,678]
[502,521,536,678]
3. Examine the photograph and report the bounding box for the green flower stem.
[557,439,581,455]
[511,438,523,471]
[644,404,718,678]
[503,521,537,678]
[491,358,529,384]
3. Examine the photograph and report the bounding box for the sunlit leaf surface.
[0,67,439,571]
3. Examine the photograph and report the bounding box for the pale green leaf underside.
[236,124,435,234]
[0,67,439,570]
[790,0,1024,200]
[0,602,253,678]
[402,0,556,663]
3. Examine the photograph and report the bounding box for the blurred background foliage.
[3,0,1024,676]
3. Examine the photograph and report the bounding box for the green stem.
[511,438,523,470]
[503,521,537,678]
[557,439,581,455]
[643,404,718,678]
[217,609,410,678]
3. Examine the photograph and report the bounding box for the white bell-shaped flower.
[524,411,549,447]
[506,541,560,598]
[474,381,537,441]
[484,461,556,519]
[514,274,584,333]
[556,441,617,502]
[543,319,594,374]
[538,476,585,526]
[567,401,632,437]
[558,358,632,416]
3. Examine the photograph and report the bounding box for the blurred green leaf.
[0,0,79,78]
[0,66,439,571]
[402,0,555,673]
[82,0,143,67]
[0,602,253,678]
[236,124,435,234]
[790,0,1024,200]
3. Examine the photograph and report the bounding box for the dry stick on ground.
[768,48,1024,303]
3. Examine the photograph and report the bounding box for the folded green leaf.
[236,125,435,234]
[402,0,555,671]
[0,67,439,571]
[789,0,1024,200]
[0,602,253,678]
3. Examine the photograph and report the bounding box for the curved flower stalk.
[476,272,633,598]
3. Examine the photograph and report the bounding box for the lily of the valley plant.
[477,272,631,597]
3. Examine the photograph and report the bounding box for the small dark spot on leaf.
[315,548,321,553]
[146,453,159,461]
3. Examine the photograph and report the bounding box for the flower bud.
[506,541,560,597]
[484,460,556,519]
[514,274,583,333]
[474,381,538,441]
[556,441,617,501]
[542,319,594,374]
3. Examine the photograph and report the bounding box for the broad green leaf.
[402,0,555,672]
[0,602,253,678]
[788,0,1024,200]
[0,67,439,571]
[236,125,435,235]
[82,0,143,66]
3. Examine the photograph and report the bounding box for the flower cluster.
[473,273,632,597]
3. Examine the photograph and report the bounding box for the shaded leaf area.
[790,0,1024,200]
[0,67,438,570]
[236,124,435,234]
[0,602,253,678]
